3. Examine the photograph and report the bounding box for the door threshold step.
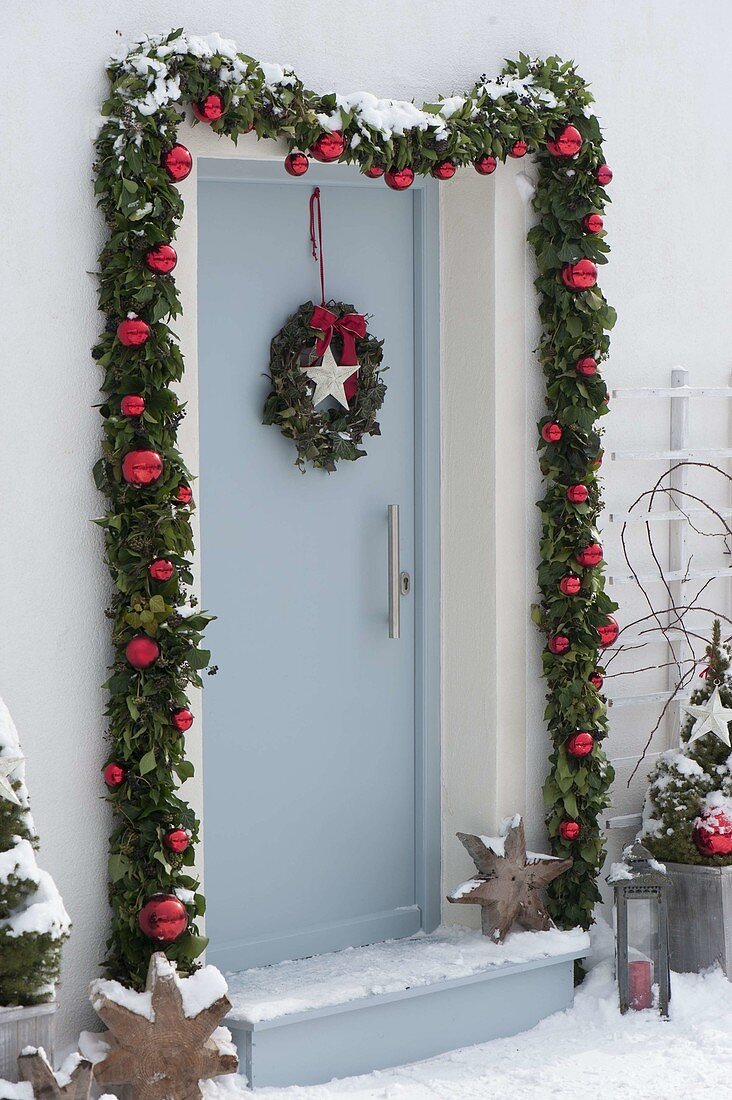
[224,924,590,1088]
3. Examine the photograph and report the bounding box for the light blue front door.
[198,160,439,973]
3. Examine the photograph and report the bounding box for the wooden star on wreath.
[90,952,238,1100]
[447,816,572,942]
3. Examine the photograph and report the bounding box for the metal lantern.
[607,841,671,1016]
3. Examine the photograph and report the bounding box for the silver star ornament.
[303,345,359,411]
[0,756,24,806]
[682,686,732,747]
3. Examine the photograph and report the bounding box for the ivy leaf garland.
[94,30,615,986]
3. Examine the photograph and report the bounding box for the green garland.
[94,29,615,985]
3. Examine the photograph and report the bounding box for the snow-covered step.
[223,925,589,1088]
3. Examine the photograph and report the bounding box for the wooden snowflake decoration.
[90,952,238,1100]
[447,816,572,942]
[18,1050,93,1100]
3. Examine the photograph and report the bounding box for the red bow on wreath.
[310,304,366,401]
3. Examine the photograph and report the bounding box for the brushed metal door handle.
[388,504,400,639]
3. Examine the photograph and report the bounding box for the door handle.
[388,504,400,639]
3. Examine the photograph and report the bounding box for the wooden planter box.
[666,861,732,978]
[0,1002,56,1082]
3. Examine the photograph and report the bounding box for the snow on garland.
[93,27,616,982]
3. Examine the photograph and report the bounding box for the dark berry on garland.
[597,615,619,647]
[145,244,178,274]
[284,152,309,176]
[125,635,160,670]
[559,575,581,596]
[575,356,598,376]
[559,820,581,841]
[192,93,225,123]
[474,155,497,175]
[171,707,194,732]
[163,827,190,854]
[567,731,594,757]
[174,483,193,505]
[541,421,563,443]
[149,558,175,582]
[432,160,456,180]
[596,164,613,186]
[385,167,415,191]
[120,394,146,417]
[583,213,604,234]
[116,317,150,347]
[137,894,188,943]
[104,763,126,789]
[693,807,732,857]
[561,259,598,289]
[566,484,589,503]
[546,124,583,158]
[363,164,385,179]
[310,131,345,162]
[590,671,604,690]
[548,634,571,655]
[122,449,164,486]
[575,543,603,568]
[509,139,528,158]
[163,144,193,182]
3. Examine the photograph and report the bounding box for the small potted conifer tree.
[0,694,70,1079]
[641,620,732,977]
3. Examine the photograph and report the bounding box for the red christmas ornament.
[163,827,190,854]
[583,213,604,234]
[567,731,595,757]
[125,635,160,670]
[432,159,456,181]
[122,449,164,487]
[284,152,309,176]
[310,131,345,163]
[541,422,563,444]
[474,155,497,175]
[590,672,605,691]
[137,894,189,944]
[174,484,193,505]
[561,259,598,290]
[145,244,178,274]
[596,164,613,186]
[575,543,603,568]
[363,164,385,179]
[546,124,583,158]
[117,317,150,347]
[385,167,415,191]
[149,558,175,582]
[163,144,193,182]
[104,763,126,789]
[171,707,194,732]
[559,820,581,841]
[693,806,732,857]
[548,634,571,655]
[192,93,225,123]
[575,356,598,377]
[120,394,145,417]
[566,484,589,504]
[509,139,528,158]
[597,615,620,647]
[559,575,582,597]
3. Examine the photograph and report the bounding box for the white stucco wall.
[2,0,731,1053]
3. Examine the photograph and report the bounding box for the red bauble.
[149,558,175,582]
[561,259,598,290]
[117,317,150,347]
[310,131,345,163]
[171,707,194,732]
[575,543,603,568]
[559,820,581,841]
[590,672,604,691]
[145,244,178,274]
[363,164,385,179]
[125,635,160,670]
[163,827,190,854]
[122,449,164,487]
[548,634,571,655]
[163,144,193,182]
[174,484,193,505]
[547,124,583,158]
[284,152,309,176]
[567,731,595,757]
[137,894,188,943]
[693,807,732,857]
[566,484,589,504]
[597,615,620,647]
[575,356,598,376]
[104,763,126,789]
[385,167,415,191]
[583,213,604,234]
[192,93,225,123]
[474,155,497,175]
[432,159,456,181]
[541,422,563,444]
[509,139,528,158]
[596,164,613,186]
[120,394,145,417]
[559,575,582,597]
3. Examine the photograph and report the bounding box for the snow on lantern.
[607,841,671,1017]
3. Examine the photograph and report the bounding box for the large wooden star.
[447,817,572,942]
[91,953,238,1100]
